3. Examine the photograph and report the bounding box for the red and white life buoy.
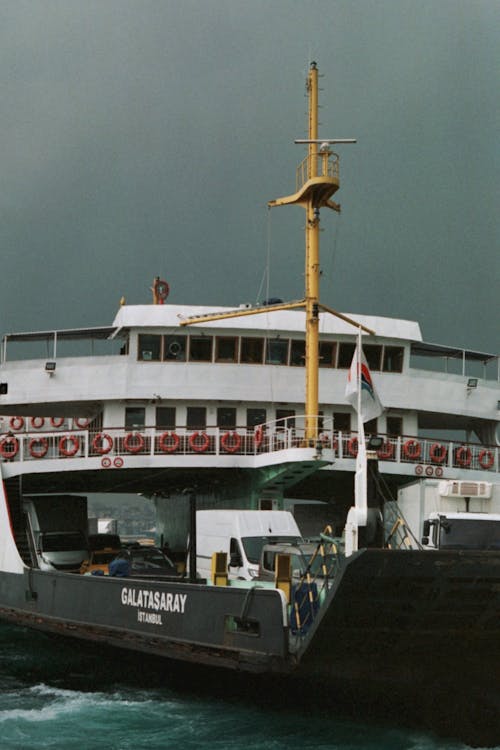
[29,437,48,458]
[30,417,45,430]
[59,435,80,457]
[347,437,358,457]
[478,449,494,470]
[403,439,421,460]
[74,418,90,429]
[377,441,394,460]
[221,431,241,454]
[455,446,472,467]
[124,432,145,454]
[92,433,113,455]
[254,425,263,448]
[159,432,180,453]
[50,417,65,429]
[0,435,19,459]
[9,417,24,431]
[189,432,210,453]
[430,443,447,464]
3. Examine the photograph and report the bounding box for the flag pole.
[355,326,367,520]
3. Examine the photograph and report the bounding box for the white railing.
[0,420,498,474]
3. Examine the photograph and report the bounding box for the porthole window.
[164,335,187,361]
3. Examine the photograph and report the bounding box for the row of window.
[126,406,404,435]
[137,334,405,372]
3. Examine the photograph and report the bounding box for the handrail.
[0,423,497,473]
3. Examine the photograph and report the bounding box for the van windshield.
[41,532,87,552]
[241,536,302,564]
[438,519,500,550]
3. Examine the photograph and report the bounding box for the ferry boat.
[0,63,498,737]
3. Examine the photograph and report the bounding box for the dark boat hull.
[1,548,499,741]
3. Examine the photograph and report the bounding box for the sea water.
[0,623,495,750]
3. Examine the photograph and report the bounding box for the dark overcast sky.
[0,0,498,353]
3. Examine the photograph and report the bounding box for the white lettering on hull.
[121,587,187,618]
[137,611,163,625]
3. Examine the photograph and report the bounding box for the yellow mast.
[269,62,355,444]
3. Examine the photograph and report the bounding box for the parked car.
[80,533,122,575]
[128,546,178,577]
[38,531,89,573]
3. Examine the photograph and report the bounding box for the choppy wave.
[0,624,494,750]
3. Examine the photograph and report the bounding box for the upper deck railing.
[0,419,497,475]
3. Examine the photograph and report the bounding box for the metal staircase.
[3,476,34,565]
[384,500,421,550]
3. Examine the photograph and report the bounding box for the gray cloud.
[0,0,497,354]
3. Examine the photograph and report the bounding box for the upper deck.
[0,305,497,425]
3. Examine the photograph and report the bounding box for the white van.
[195,509,302,581]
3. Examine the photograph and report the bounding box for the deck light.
[45,361,56,374]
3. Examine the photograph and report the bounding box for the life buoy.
[189,432,210,453]
[478,449,494,470]
[430,443,447,464]
[124,432,145,454]
[221,431,241,453]
[0,435,19,459]
[59,435,80,457]
[29,437,48,458]
[159,431,180,453]
[31,417,45,429]
[9,417,24,431]
[455,446,472,467]
[347,437,358,457]
[50,417,65,428]
[377,441,394,460]
[74,418,90,429]
[403,439,421,460]
[92,433,113,455]
[254,425,263,448]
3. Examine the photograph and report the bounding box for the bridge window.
[138,334,161,361]
[217,407,237,429]
[247,408,266,428]
[266,339,289,365]
[276,409,295,429]
[156,407,176,430]
[215,337,238,362]
[364,418,378,436]
[319,341,337,367]
[187,407,206,430]
[189,336,213,362]
[290,340,305,366]
[164,335,187,361]
[387,416,403,436]
[337,343,356,368]
[363,344,382,371]
[125,407,146,430]
[333,412,351,433]
[383,346,404,373]
[241,338,264,364]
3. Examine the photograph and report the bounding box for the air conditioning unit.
[438,480,492,499]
